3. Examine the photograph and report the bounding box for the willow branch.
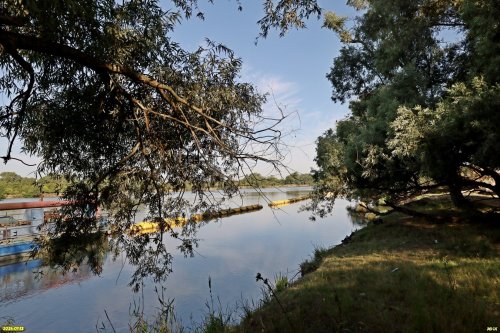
[2,46,35,162]
[0,29,204,114]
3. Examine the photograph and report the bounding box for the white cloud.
[258,76,301,108]
[241,64,301,111]
[237,67,352,176]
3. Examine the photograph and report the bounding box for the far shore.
[1,185,313,200]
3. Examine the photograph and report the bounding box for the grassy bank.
[235,196,499,333]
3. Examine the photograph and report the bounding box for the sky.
[0,0,357,177]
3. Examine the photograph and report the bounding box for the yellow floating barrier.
[129,217,187,234]
[268,195,311,208]
[192,204,263,221]
[129,204,263,235]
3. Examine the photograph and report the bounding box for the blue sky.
[170,0,355,176]
[1,1,356,177]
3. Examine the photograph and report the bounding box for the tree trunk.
[448,182,471,209]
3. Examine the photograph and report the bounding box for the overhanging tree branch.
[0,29,203,114]
[1,45,34,163]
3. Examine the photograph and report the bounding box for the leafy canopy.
[0,0,322,285]
[311,0,500,217]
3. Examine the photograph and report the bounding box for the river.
[0,187,362,332]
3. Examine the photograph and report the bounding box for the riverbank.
[1,190,355,332]
[236,196,499,333]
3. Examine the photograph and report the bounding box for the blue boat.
[0,239,35,261]
[0,207,45,263]
[1,201,107,263]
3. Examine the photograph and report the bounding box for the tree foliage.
[311,0,500,217]
[0,171,37,197]
[258,0,321,38]
[239,171,313,187]
[0,0,322,284]
[0,171,68,197]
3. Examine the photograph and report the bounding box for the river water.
[0,187,361,332]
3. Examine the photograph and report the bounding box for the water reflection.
[0,259,94,303]
[34,231,109,276]
[0,188,362,332]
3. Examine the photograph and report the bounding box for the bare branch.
[0,155,36,166]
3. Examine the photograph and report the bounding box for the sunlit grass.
[236,197,500,333]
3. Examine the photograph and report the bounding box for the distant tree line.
[0,171,312,199]
[0,172,68,199]
[239,172,314,187]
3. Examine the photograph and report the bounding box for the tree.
[0,0,323,285]
[311,0,499,217]
[0,171,69,197]
[390,78,500,203]
[0,171,40,197]
[284,171,313,184]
